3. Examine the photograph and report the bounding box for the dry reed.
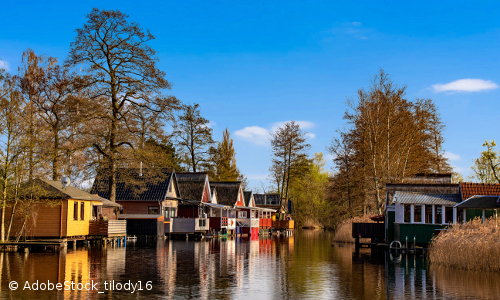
[428,217,500,271]
[332,215,375,243]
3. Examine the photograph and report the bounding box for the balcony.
[259,218,272,228]
[273,220,294,230]
[89,220,127,237]
[168,217,209,234]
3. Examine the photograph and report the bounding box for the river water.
[0,230,499,299]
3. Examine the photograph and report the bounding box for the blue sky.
[1,1,499,189]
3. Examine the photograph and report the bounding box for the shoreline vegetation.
[332,215,375,243]
[429,217,500,272]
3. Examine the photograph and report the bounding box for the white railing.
[251,219,259,228]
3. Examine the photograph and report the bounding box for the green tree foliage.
[174,103,214,172]
[289,153,330,228]
[469,140,500,183]
[144,138,183,171]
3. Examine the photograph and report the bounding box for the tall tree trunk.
[52,126,59,180]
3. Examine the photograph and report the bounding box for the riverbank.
[428,218,500,272]
[332,215,375,243]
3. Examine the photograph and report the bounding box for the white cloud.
[271,120,315,132]
[0,60,8,71]
[326,154,336,160]
[444,151,461,161]
[236,120,316,146]
[432,79,498,93]
[206,121,217,128]
[234,126,270,145]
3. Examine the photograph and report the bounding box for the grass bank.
[332,215,375,243]
[429,218,500,272]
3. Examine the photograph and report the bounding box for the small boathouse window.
[238,211,247,218]
[404,205,411,223]
[425,205,433,224]
[73,202,78,220]
[445,207,453,224]
[148,206,159,214]
[80,202,85,220]
[414,205,422,223]
[435,206,442,224]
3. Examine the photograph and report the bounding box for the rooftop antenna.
[61,176,70,189]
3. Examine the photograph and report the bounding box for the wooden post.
[482,209,486,223]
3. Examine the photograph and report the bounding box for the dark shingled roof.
[455,196,500,209]
[90,168,175,201]
[459,182,500,201]
[210,182,241,206]
[176,172,208,201]
[254,194,281,205]
[243,191,253,207]
[19,179,104,201]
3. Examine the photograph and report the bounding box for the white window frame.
[238,211,247,218]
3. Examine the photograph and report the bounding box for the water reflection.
[0,231,499,299]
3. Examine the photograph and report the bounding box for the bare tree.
[269,120,310,206]
[173,103,214,172]
[66,8,181,201]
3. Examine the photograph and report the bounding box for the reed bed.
[428,217,500,271]
[332,215,375,243]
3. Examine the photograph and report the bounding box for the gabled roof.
[254,194,281,205]
[20,179,104,202]
[455,196,500,209]
[90,168,177,202]
[209,182,241,206]
[243,191,253,207]
[459,182,500,201]
[386,183,460,205]
[176,172,208,201]
[393,191,461,206]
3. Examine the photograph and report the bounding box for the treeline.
[269,71,452,229]
[0,8,245,241]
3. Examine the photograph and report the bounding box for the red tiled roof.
[459,182,500,201]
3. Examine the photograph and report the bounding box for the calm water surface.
[1,230,499,299]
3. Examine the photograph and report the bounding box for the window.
[414,205,422,223]
[164,207,170,219]
[457,208,464,223]
[425,205,433,224]
[238,211,247,218]
[404,205,411,223]
[148,206,159,214]
[435,206,443,224]
[80,202,85,220]
[445,207,453,224]
[74,202,78,220]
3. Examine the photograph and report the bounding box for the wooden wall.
[4,201,65,238]
[117,201,159,214]
[102,207,118,220]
